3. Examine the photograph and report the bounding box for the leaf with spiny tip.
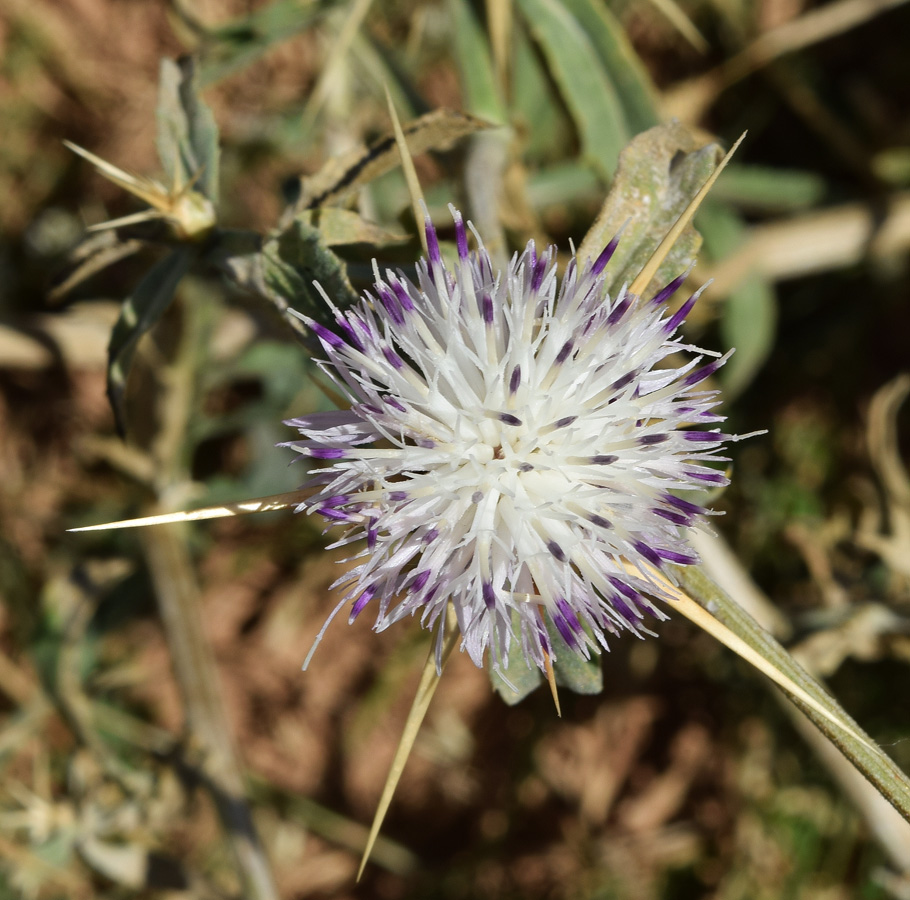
[642,561,910,825]
[64,141,171,210]
[578,122,730,298]
[64,140,216,240]
[628,132,745,298]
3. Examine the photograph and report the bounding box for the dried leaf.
[295,109,494,211]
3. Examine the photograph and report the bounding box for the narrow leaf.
[561,0,661,134]
[710,164,826,212]
[511,19,575,163]
[516,0,629,178]
[698,201,777,396]
[156,57,220,202]
[448,0,506,121]
[662,563,910,824]
[107,248,195,435]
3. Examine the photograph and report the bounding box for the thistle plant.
[64,58,910,889]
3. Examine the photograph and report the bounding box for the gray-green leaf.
[156,58,220,203]
[262,219,359,326]
[676,564,910,826]
[578,121,722,299]
[516,0,630,179]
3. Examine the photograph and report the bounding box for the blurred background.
[1,0,910,897]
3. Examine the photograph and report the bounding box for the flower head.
[285,208,736,674]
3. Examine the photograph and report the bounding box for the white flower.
[285,208,736,674]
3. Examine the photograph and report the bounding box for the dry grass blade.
[704,192,910,296]
[67,489,316,532]
[302,0,375,124]
[856,373,910,579]
[357,609,460,881]
[642,0,708,52]
[486,0,513,99]
[385,87,428,257]
[665,0,909,120]
[628,132,745,298]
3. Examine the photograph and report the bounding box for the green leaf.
[578,121,722,297]
[525,162,600,209]
[448,0,506,122]
[721,277,776,396]
[560,0,661,134]
[261,218,359,326]
[709,164,826,212]
[511,18,575,164]
[516,0,629,179]
[674,564,910,826]
[490,618,544,705]
[488,612,603,704]
[549,623,604,695]
[156,58,220,203]
[107,248,195,435]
